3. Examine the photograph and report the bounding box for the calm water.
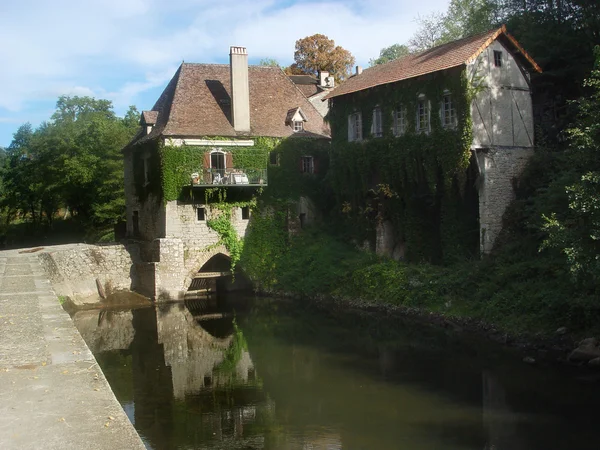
[73,294,600,450]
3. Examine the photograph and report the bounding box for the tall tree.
[293,34,355,83]
[369,44,410,66]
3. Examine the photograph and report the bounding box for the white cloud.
[0,0,451,115]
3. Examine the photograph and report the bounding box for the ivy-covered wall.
[327,67,479,263]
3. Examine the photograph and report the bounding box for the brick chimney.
[230,46,250,132]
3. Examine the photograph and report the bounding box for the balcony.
[190,168,267,187]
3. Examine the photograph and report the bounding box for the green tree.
[541,47,600,287]
[292,34,355,83]
[259,58,281,68]
[369,44,410,66]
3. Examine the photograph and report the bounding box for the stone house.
[123,47,330,300]
[324,25,541,257]
[289,71,335,117]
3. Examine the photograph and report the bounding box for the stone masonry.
[38,243,137,302]
[476,146,534,253]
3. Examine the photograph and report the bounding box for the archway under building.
[185,252,251,302]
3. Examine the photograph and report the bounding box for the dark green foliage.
[327,68,478,263]
[158,139,273,202]
[1,98,139,244]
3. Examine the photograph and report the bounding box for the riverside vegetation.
[239,46,600,340]
[1,1,599,340]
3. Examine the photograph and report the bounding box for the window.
[300,156,314,174]
[197,207,205,221]
[416,96,430,132]
[393,105,406,136]
[371,107,383,138]
[293,121,304,132]
[241,206,250,220]
[348,112,362,142]
[494,50,502,67]
[442,92,456,128]
[269,151,279,166]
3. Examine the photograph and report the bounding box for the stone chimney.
[355,66,363,75]
[230,46,250,132]
[318,71,334,88]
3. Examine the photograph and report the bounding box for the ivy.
[327,67,478,263]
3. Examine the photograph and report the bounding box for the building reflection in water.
[75,297,570,450]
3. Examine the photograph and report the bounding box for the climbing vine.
[327,67,478,262]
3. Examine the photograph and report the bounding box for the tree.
[369,44,410,66]
[293,34,355,83]
[259,58,281,68]
[408,1,497,52]
[541,47,600,288]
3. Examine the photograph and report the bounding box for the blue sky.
[0,0,450,147]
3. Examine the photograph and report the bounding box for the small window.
[197,207,205,221]
[293,121,304,132]
[442,92,456,128]
[348,112,362,142]
[241,206,250,220]
[393,105,406,136]
[371,107,383,138]
[269,151,279,166]
[416,96,430,132]
[300,156,314,174]
[494,50,502,68]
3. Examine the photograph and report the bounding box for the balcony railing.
[190,168,267,187]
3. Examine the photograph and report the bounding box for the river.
[72,293,600,450]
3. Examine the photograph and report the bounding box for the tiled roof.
[325,25,541,100]
[288,75,318,85]
[128,63,330,147]
[141,110,158,125]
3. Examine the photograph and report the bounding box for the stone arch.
[183,244,230,292]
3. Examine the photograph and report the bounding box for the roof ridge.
[325,25,544,100]
[162,63,186,135]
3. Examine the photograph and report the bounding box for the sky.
[0,0,450,147]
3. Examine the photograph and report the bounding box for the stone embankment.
[0,247,145,449]
[37,243,135,304]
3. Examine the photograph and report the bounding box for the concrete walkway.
[0,251,145,449]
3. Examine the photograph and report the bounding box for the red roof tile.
[325,26,541,100]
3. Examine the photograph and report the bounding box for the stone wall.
[38,243,138,301]
[164,201,250,241]
[124,150,166,241]
[476,146,534,253]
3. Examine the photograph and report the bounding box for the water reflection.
[73,297,600,450]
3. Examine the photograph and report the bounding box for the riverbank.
[241,227,600,366]
[0,249,145,449]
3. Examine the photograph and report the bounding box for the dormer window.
[140,110,158,136]
[286,107,307,132]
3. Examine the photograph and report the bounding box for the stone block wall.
[476,146,534,253]
[38,243,137,300]
[165,201,250,242]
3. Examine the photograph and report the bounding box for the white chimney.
[356,66,363,75]
[319,71,334,88]
[230,46,250,132]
